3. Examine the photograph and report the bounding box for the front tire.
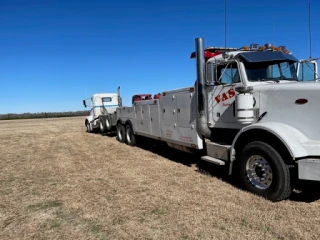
[86,122,92,133]
[237,141,292,202]
[90,122,94,132]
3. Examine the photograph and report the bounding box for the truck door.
[208,61,243,126]
[297,59,319,81]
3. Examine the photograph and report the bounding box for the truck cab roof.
[92,93,117,98]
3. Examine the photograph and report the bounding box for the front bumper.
[298,158,320,181]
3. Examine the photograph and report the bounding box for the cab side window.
[217,63,240,84]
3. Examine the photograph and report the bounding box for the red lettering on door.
[214,88,236,104]
[227,88,235,98]
[221,93,229,101]
[215,96,221,103]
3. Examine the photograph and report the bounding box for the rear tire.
[116,123,125,143]
[106,115,112,131]
[237,141,292,202]
[99,116,106,133]
[125,124,136,146]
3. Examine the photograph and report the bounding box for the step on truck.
[83,87,122,134]
[115,37,320,202]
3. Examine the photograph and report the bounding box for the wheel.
[237,141,292,202]
[86,122,92,133]
[99,116,106,133]
[125,124,136,146]
[116,123,125,143]
[105,115,112,131]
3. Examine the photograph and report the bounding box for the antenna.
[309,2,312,59]
[224,0,227,48]
[272,15,275,46]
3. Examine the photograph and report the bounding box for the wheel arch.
[229,123,309,175]
[116,119,124,126]
[125,119,135,133]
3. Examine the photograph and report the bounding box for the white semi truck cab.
[83,86,122,133]
[191,39,320,201]
[113,38,320,201]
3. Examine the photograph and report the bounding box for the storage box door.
[141,105,151,133]
[150,104,160,137]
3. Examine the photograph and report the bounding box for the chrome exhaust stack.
[117,86,122,107]
[195,37,211,139]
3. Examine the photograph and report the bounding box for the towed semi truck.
[83,87,122,133]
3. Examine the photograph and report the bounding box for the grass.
[0,116,320,239]
[27,201,62,210]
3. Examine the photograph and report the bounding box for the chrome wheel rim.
[246,155,273,189]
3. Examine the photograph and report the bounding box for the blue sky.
[1,0,319,114]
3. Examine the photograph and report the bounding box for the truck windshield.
[244,61,298,82]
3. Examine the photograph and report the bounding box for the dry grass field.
[1,117,320,240]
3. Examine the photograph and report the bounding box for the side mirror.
[83,100,87,108]
[297,59,318,81]
[205,62,216,86]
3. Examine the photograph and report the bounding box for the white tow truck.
[83,87,122,133]
[113,38,320,201]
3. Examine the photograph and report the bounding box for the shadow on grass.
[134,138,242,192]
[101,131,117,137]
[95,130,117,137]
[136,139,197,167]
[289,181,320,203]
[95,133,320,203]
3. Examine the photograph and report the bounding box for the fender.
[230,122,310,165]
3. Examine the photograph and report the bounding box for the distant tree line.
[0,110,90,120]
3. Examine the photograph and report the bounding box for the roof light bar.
[264,43,272,49]
[279,46,287,51]
[250,43,259,50]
